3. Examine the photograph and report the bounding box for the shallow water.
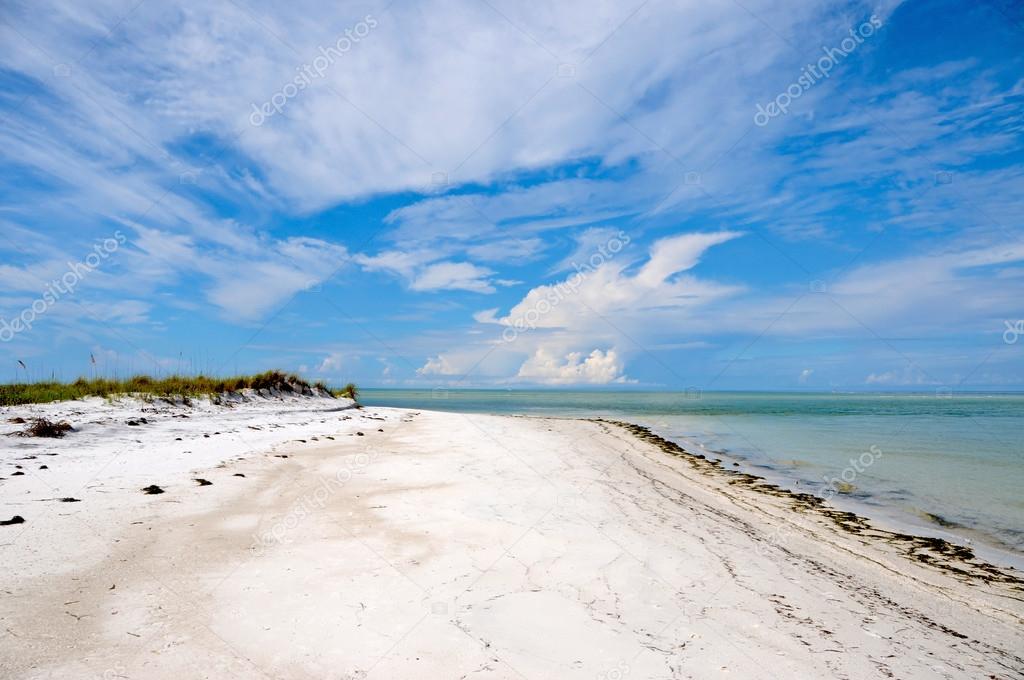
[362,389,1024,557]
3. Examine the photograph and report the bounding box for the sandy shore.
[1,400,1022,679]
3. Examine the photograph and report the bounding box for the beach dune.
[1,401,1021,679]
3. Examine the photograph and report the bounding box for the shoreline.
[610,417,1024,573]
[600,419,1024,586]
[362,389,1024,563]
[2,402,1022,678]
[651,423,1024,570]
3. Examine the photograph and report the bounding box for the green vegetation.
[335,382,359,400]
[0,371,357,407]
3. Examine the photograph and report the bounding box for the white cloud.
[865,367,934,386]
[473,308,501,324]
[417,355,457,376]
[0,0,891,225]
[498,230,744,332]
[357,251,502,293]
[355,250,436,280]
[466,238,546,263]
[550,226,628,275]
[410,261,496,294]
[317,353,344,373]
[721,241,1024,339]
[517,348,629,385]
[122,226,349,322]
[393,230,743,386]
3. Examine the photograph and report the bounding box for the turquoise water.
[362,390,1024,556]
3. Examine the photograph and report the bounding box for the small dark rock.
[1,515,25,526]
[233,473,246,477]
[59,497,80,503]
[11,471,24,476]
[141,485,164,495]
[194,478,212,486]
[39,465,48,470]
[356,432,364,437]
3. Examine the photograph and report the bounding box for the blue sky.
[0,0,1022,390]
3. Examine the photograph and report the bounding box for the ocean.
[361,389,1024,563]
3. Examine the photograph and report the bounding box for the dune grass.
[336,383,358,400]
[0,371,356,407]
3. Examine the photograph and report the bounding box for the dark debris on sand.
[1,516,25,526]
[141,484,165,495]
[13,418,74,438]
[194,478,212,486]
[599,418,1024,590]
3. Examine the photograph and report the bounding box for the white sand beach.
[1,397,1022,679]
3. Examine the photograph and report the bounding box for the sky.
[0,0,1022,391]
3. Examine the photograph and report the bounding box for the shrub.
[20,418,74,438]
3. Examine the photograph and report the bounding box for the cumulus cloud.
[497,231,744,333]
[398,230,744,386]
[516,348,629,385]
[317,353,344,373]
[417,355,458,376]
